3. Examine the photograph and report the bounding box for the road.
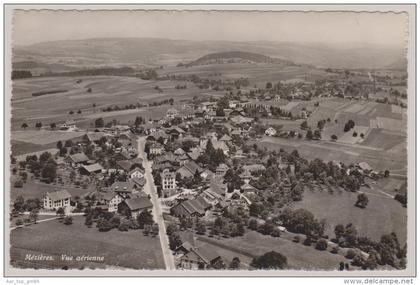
[137,136,176,270]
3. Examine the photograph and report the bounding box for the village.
[10,77,407,271]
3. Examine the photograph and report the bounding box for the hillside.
[13,38,406,70]
[187,51,295,67]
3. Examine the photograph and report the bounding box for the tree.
[331,134,338,141]
[77,109,82,114]
[137,210,154,228]
[21,123,28,129]
[56,140,63,150]
[305,129,313,140]
[97,218,113,232]
[251,251,288,269]
[334,224,345,242]
[384,170,390,178]
[266,82,273,89]
[95,117,105,128]
[229,257,241,269]
[300,121,309,130]
[169,232,182,250]
[196,220,206,235]
[248,219,258,231]
[315,239,328,251]
[56,207,65,219]
[69,110,74,115]
[355,193,369,209]
[50,122,57,130]
[29,209,39,224]
[35,122,42,129]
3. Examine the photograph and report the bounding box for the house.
[85,132,107,144]
[358,162,373,173]
[162,169,177,197]
[79,163,104,176]
[178,246,223,270]
[118,197,153,219]
[176,161,203,179]
[171,196,212,218]
[110,181,142,198]
[166,108,180,119]
[174,241,195,258]
[219,134,232,143]
[187,150,201,161]
[149,143,165,156]
[43,190,72,210]
[59,120,76,130]
[215,163,229,177]
[243,164,266,173]
[98,191,123,213]
[211,139,229,156]
[265,127,277,136]
[174,148,186,156]
[129,167,144,179]
[66,153,90,167]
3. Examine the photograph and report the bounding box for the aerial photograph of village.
[6,7,412,275]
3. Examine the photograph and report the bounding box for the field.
[290,187,407,243]
[10,180,95,202]
[10,216,165,270]
[196,231,347,270]
[11,75,223,131]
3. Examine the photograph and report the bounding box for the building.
[129,167,144,179]
[162,169,176,196]
[59,120,76,130]
[215,163,229,177]
[265,127,277,136]
[98,191,123,213]
[171,196,212,218]
[43,190,72,210]
[149,143,165,156]
[66,153,90,167]
[166,108,180,119]
[178,246,223,270]
[119,197,153,219]
[79,163,103,176]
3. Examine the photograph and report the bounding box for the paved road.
[138,137,176,270]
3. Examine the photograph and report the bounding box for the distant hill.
[186,51,295,67]
[13,37,406,70]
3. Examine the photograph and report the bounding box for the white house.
[129,167,144,179]
[265,127,277,137]
[43,190,72,210]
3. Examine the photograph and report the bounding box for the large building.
[161,168,176,197]
[43,190,72,210]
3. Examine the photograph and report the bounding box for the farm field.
[11,75,222,131]
[290,187,407,243]
[258,136,406,172]
[10,180,95,201]
[197,231,347,270]
[10,216,165,270]
[11,130,84,156]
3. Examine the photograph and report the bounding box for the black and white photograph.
[2,4,416,279]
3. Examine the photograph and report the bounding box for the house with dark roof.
[170,196,211,218]
[43,190,72,210]
[176,161,203,179]
[79,163,104,176]
[118,197,153,219]
[65,153,90,167]
[178,246,223,270]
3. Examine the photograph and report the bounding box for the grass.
[10,216,165,270]
[290,188,407,243]
[197,231,347,270]
[11,180,94,201]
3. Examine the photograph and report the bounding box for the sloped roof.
[125,197,153,211]
[69,153,89,163]
[86,132,106,142]
[174,148,186,155]
[81,163,103,173]
[219,134,232,141]
[46,190,71,201]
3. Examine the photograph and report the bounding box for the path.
[138,136,176,270]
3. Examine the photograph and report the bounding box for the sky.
[12,9,408,48]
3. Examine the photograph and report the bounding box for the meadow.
[10,216,165,270]
[290,187,407,243]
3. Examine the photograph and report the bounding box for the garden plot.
[12,130,83,145]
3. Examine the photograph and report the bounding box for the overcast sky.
[12,10,407,48]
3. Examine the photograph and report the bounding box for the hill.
[186,51,295,67]
[13,38,406,71]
